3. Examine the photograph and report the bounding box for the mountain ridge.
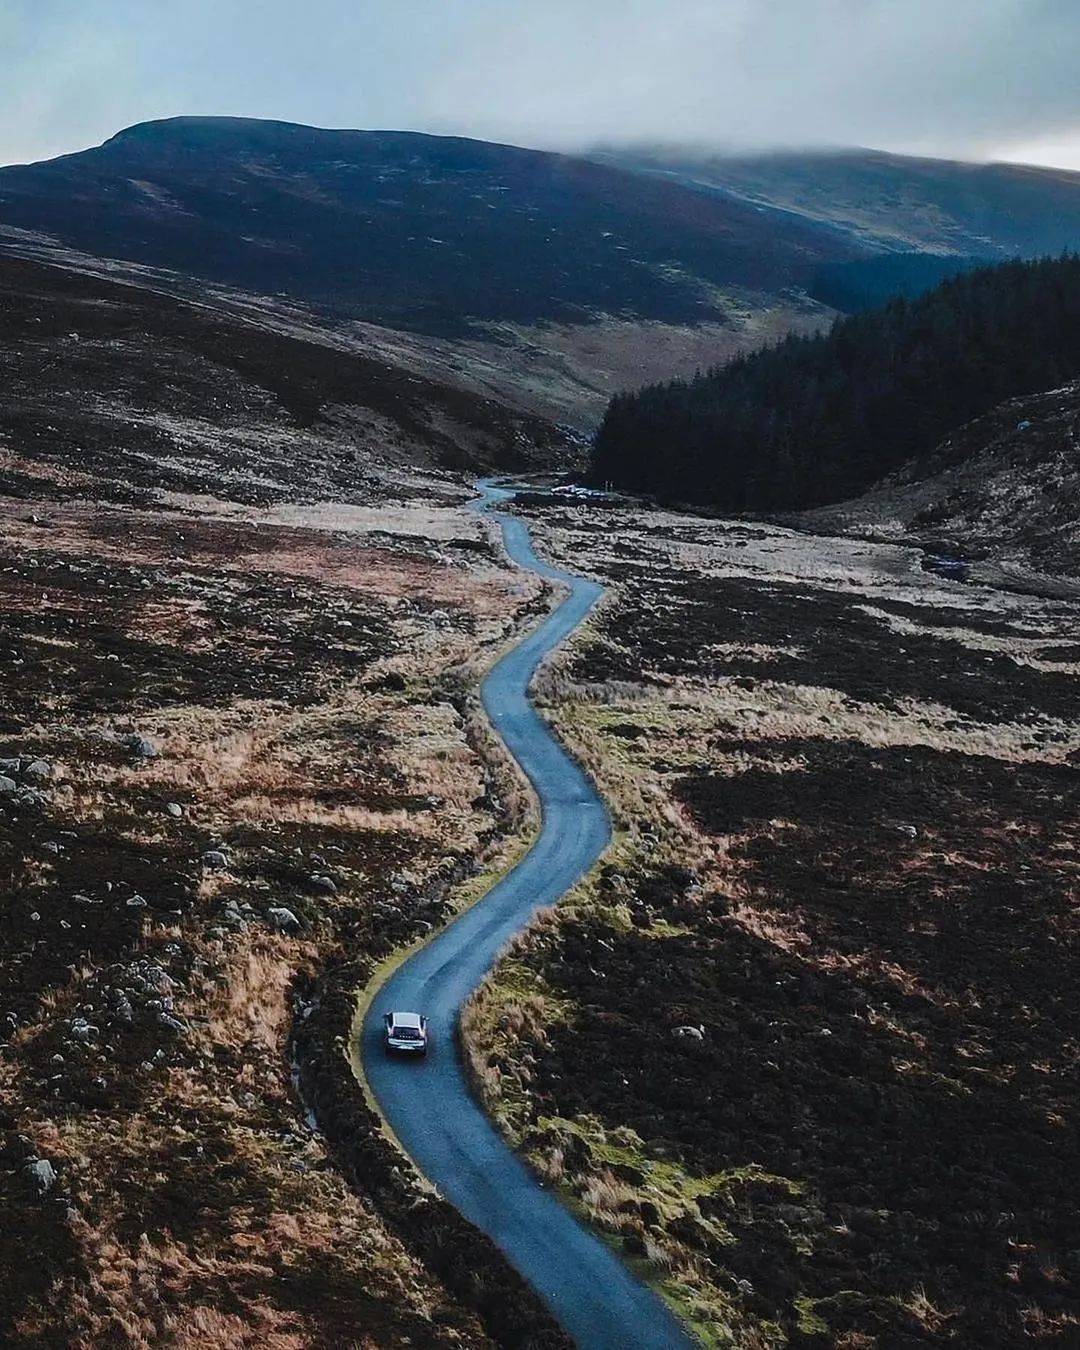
[593,143,1080,257]
[0,116,861,425]
[0,116,864,333]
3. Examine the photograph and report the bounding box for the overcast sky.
[2,0,1079,169]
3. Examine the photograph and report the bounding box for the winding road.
[361,482,692,1349]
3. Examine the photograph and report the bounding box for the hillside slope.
[0,251,579,1347]
[0,255,568,503]
[0,117,856,426]
[806,381,1080,577]
[0,117,863,333]
[595,145,1080,258]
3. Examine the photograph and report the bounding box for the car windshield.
[392,1025,422,1039]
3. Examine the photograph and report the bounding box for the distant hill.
[805,381,1080,578]
[0,118,871,426]
[8,122,1080,436]
[593,145,1080,258]
[590,256,1080,514]
[0,118,864,335]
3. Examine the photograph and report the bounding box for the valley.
[0,114,1078,1350]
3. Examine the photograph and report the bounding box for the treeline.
[590,255,1080,510]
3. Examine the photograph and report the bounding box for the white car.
[383,1010,429,1056]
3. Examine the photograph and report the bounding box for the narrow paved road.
[362,482,692,1349]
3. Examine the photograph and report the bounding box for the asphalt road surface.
[362,481,693,1349]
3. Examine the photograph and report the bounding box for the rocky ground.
[802,381,1080,582]
[465,497,1080,1347]
[0,482,562,1346]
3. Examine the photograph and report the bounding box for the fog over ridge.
[1,0,1078,169]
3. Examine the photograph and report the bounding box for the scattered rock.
[268,906,301,934]
[671,1024,706,1042]
[165,802,183,819]
[202,849,229,871]
[308,874,338,895]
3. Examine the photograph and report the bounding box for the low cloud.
[1,0,1078,167]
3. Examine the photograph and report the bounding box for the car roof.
[389,1011,423,1028]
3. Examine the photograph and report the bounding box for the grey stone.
[0,775,18,794]
[24,1159,57,1195]
[22,760,53,783]
[165,802,183,819]
[308,874,337,895]
[68,1018,98,1042]
[202,850,229,871]
[671,1024,705,1041]
[267,906,301,933]
[140,963,172,992]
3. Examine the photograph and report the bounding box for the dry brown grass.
[0,486,535,1346]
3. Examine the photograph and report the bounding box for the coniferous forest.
[590,255,1080,510]
[807,252,990,313]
